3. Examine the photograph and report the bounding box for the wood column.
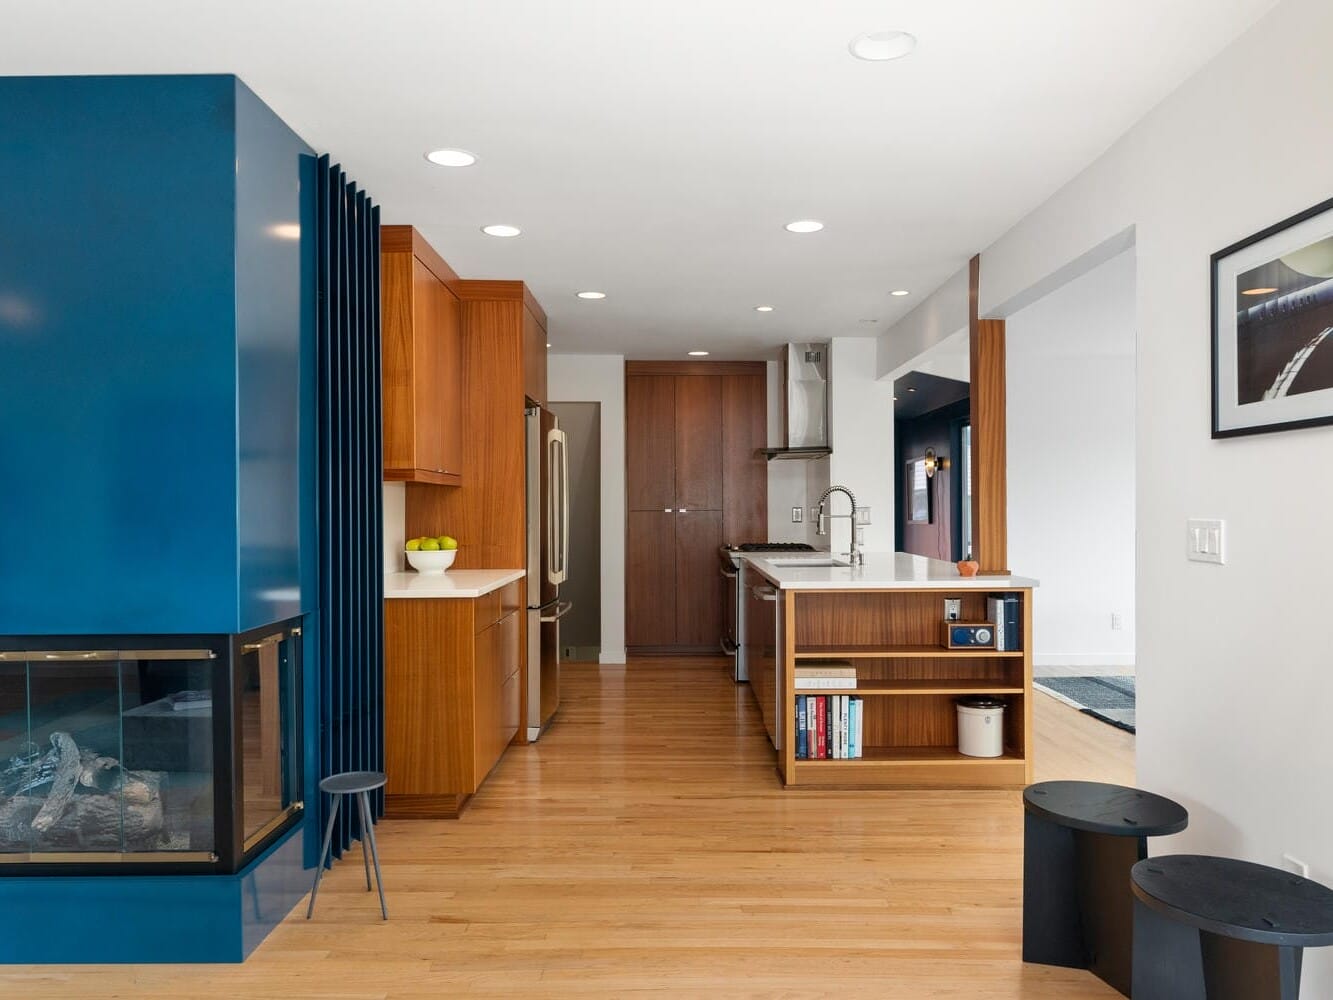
[969,254,1008,573]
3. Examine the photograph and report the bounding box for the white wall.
[547,354,627,663]
[977,0,1333,990]
[383,482,405,574]
[828,338,896,554]
[1007,249,1136,667]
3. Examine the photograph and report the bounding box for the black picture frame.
[1211,194,1333,438]
[905,456,932,524]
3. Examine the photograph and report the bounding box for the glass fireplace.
[0,618,302,875]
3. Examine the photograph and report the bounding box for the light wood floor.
[4,658,1134,998]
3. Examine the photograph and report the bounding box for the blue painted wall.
[0,75,314,635]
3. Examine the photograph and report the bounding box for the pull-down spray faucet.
[814,485,863,566]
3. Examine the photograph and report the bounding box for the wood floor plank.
[0,658,1130,998]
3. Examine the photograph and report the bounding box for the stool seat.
[1133,856,1333,948]
[1024,780,1189,837]
[320,770,387,795]
[1131,855,1333,1000]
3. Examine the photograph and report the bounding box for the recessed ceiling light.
[1241,287,1278,295]
[755,305,774,313]
[481,224,521,238]
[849,31,918,62]
[785,220,824,234]
[891,289,911,297]
[546,343,552,348]
[425,148,477,167]
[688,351,710,357]
[907,387,917,392]
[893,396,899,402]
[576,291,607,300]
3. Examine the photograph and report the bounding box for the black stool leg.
[1200,932,1303,1000]
[1023,812,1086,968]
[306,793,340,919]
[1073,830,1143,996]
[1132,897,1206,1000]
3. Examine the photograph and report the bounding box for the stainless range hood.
[761,342,832,460]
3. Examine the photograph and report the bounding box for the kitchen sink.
[764,557,851,567]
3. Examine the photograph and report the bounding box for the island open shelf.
[741,554,1036,791]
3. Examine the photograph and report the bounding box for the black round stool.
[1132,855,1333,1000]
[1022,780,1188,996]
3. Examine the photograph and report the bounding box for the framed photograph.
[1212,195,1333,438]
[905,456,932,524]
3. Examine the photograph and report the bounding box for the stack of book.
[795,694,863,760]
[794,663,856,690]
[987,593,1023,651]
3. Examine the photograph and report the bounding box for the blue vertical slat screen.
[316,154,384,859]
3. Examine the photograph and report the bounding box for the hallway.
[4,660,1131,999]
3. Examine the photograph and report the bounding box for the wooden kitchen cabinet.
[381,226,463,486]
[384,579,523,818]
[624,362,766,653]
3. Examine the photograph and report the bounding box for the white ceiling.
[2,0,1276,359]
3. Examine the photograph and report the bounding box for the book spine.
[816,697,825,759]
[834,696,843,759]
[796,696,806,759]
[841,696,850,759]
[1007,594,1021,651]
[854,698,863,758]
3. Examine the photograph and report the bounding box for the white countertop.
[384,569,525,599]
[744,551,1039,591]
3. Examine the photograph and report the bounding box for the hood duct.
[761,342,832,460]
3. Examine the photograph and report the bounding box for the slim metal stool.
[306,770,388,920]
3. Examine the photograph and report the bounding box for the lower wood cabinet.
[384,580,522,818]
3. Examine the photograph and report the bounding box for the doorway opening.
[548,402,601,663]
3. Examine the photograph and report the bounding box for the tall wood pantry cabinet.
[625,361,766,654]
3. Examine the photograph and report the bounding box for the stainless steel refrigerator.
[526,405,570,740]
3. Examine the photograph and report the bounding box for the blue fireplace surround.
[0,75,321,962]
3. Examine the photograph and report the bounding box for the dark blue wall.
[0,76,314,635]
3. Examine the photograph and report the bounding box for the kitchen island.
[742,552,1038,789]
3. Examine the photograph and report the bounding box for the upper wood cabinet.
[381,226,463,486]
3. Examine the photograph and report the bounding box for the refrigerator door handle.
[547,427,569,585]
[539,600,574,623]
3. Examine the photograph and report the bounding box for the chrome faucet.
[815,485,863,566]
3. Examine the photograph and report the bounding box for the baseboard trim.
[1034,654,1136,668]
[599,648,627,664]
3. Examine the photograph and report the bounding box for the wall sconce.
[923,448,951,478]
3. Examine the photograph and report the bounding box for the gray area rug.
[1035,675,1136,734]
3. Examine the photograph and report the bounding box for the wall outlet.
[791,506,803,523]
[1283,853,1310,879]
[563,645,575,659]
[944,599,962,621]
[1111,612,1123,630]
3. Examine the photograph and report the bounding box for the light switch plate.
[791,506,803,523]
[1186,518,1225,564]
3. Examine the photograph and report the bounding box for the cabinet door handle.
[663,508,672,513]
[677,508,688,513]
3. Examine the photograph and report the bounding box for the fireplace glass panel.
[0,651,215,857]
[239,631,299,849]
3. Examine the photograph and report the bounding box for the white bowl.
[405,549,457,575]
